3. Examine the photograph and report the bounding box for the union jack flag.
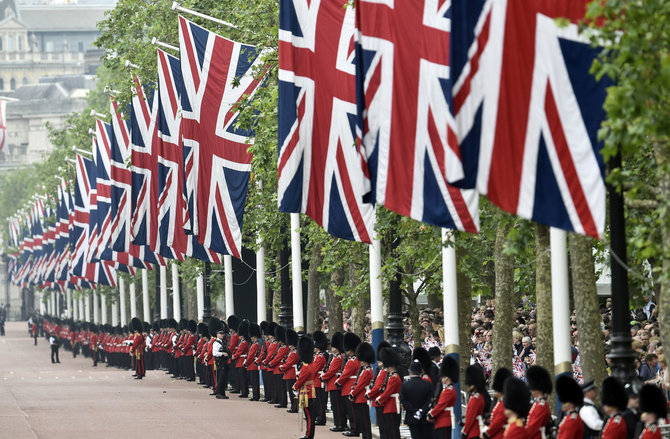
[179,16,264,258]
[355,0,479,233]
[449,0,609,238]
[278,0,374,242]
[154,49,220,263]
[55,180,72,282]
[94,120,115,261]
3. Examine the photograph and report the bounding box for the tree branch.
[624,198,659,209]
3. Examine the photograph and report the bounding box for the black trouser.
[286,378,297,410]
[303,399,317,439]
[136,354,145,378]
[315,387,327,423]
[229,364,239,391]
[239,366,248,396]
[408,422,433,439]
[184,355,194,380]
[34,334,38,345]
[51,346,59,363]
[345,397,358,433]
[250,370,260,400]
[382,413,400,439]
[376,407,385,437]
[433,427,451,439]
[275,374,287,406]
[262,370,270,399]
[330,390,346,428]
[356,402,372,439]
[216,364,228,396]
[92,349,98,366]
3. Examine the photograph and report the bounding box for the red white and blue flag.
[179,16,264,258]
[449,0,608,238]
[278,0,374,243]
[355,0,479,233]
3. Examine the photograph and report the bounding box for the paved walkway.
[0,322,345,439]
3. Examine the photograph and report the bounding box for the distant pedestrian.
[49,331,60,363]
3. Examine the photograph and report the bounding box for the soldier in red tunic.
[183,320,197,381]
[375,347,402,439]
[638,384,667,439]
[244,322,262,401]
[484,368,513,439]
[262,322,279,403]
[281,329,301,412]
[90,324,99,367]
[256,322,269,400]
[600,377,628,439]
[322,332,346,432]
[227,315,240,393]
[463,365,491,439]
[367,341,391,438]
[311,331,330,425]
[412,347,434,386]
[427,356,459,439]
[233,319,250,397]
[525,366,552,439]
[294,335,317,439]
[502,378,531,439]
[350,342,375,439]
[270,326,289,408]
[130,318,146,379]
[555,375,584,439]
[337,332,362,437]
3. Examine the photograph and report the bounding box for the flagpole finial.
[171,1,179,11]
[124,60,139,69]
[151,37,179,52]
[104,86,121,95]
[90,110,107,119]
[88,128,95,136]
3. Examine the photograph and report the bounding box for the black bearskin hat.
[491,367,513,393]
[187,319,197,334]
[227,315,240,332]
[178,318,188,331]
[152,320,160,332]
[428,346,441,359]
[275,325,286,344]
[313,330,329,351]
[197,322,206,336]
[90,323,99,333]
[412,347,432,375]
[267,322,278,338]
[286,328,298,347]
[343,332,361,353]
[260,321,269,336]
[331,332,344,353]
[504,378,531,418]
[298,335,315,364]
[167,318,178,329]
[208,317,222,336]
[526,366,553,395]
[465,365,486,390]
[640,383,668,419]
[378,347,400,368]
[440,356,459,383]
[601,377,628,411]
[556,375,583,406]
[238,319,250,339]
[356,342,376,364]
[201,325,210,339]
[142,321,150,333]
[376,341,391,360]
[249,322,261,339]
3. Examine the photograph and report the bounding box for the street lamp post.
[203,261,212,322]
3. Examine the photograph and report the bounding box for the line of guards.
[38,315,668,439]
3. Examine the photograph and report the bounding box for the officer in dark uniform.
[210,317,230,399]
[400,360,434,439]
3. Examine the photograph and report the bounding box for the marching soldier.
[525,366,552,439]
[270,326,289,408]
[294,335,317,439]
[600,377,628,439]
[638,384,667,439]
[463,365,491,439]
[485,368,513,439]
[412,347,434,386]
[555,375,584,439]
[375,347,402,439]
[233,319,250,397]
[90,324,99,367]
[227,315,240,393]
[427,356,459,439]
[281,329,300,413]
[312,331,330,425]
[351,342,375,439]
[183,320,197,381]
[262,322,279,403]
[323,332,346,432]
[337,332,361,436]
[367,341,391,438]
[502,378,531,439]
[130,318,145,379]
[244,322,262,401]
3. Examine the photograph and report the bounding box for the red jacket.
[270,345,288,374]
[504,418,528,439]
[281,348,300,380]
[376,371,402,414]
[184,334,196,356]
[429,383,457,429]
[601,414,627,439]
[322,353,343,392]
[229,333,239,355]
[487,400,507,439]
[367,369,387,407]
[233,339,249,368]
[526,398,551,439]
[557,410,584,439]
[256,341,267,370]
[336,355,360,396]
[312,352,328,388]
[463,391,486,438]
[206,338,215,366]
[638,424,662,439]
[294,361,317,399]
[350,366,373,404]
[244,341,260,370]
[131,333,145,356]
[263,340,278,369]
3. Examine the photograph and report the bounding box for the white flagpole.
[224,255,234,317]
[290,213,304,332]
[93,292,100,324]
[256,236,266,322]
[119,277,127,326]
[551,228,572,376]
[101,294,108,324]
[141,269,150,321]
[172,262,181,320]
[196,273,204,321]
[160,265,168,319]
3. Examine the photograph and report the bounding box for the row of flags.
[278,0,608,241]
[7,0,610,293]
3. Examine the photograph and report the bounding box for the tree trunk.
[273,252,282,323]
[457,243,474,381]
[327,268,345,333]
[405,286,422,348]
[349,263,365,336]
[535,223,554,371]
[306,241,323,333]
[492,221,514,374]
[569,233,607,402]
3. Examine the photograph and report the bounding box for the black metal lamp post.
[278,234,293,328]
[385,235,411,369]
[203,261,212,323]
[154,264,161,321]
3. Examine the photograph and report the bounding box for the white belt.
[240,355,247,357]
[348,376,357,379]
[391,393,400,413]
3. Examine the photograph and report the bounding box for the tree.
[492,219,514,374]
[534,223,553,372]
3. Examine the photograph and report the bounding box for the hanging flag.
[70,154,92,278]
[154,49,221,263]
[94,119,115,261]
[449,0,608,238]
[179,16,264,258]
[355,0,479,233]
[277,0,374,243]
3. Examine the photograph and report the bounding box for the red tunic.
[488,400,507,439]
[351,366,373,404]
[504,418,528,439]
[244,341,260,370]
[229,333,239,354]
[281,348,300,380]
[463,392,486,438]
[376,371,402,414]
[294,362,317,401]
[262,340,278,370]
[429,383,457,429]
[601,414,627,439]
[526,398,551,439]
[206,338,215,366]
[312,352,327,388]
[270,345,288,375]
[336,355,360,396]
[232,339,249,368]
[639,424,662,439]
[184,334,196,356]
[367,369,387,407]
[557,411,584,439]
[322,353,343,392]
[256,341,267,370]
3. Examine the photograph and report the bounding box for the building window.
[45,41,53,52]
[22,77,27,85]
[0,79,4,90]
[0,37,3,51]
[7,35,14,52]
[10,78,15,90]
[18,35,22,51]
[78,41,84,52]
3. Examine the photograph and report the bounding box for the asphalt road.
[0,321,344,439]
